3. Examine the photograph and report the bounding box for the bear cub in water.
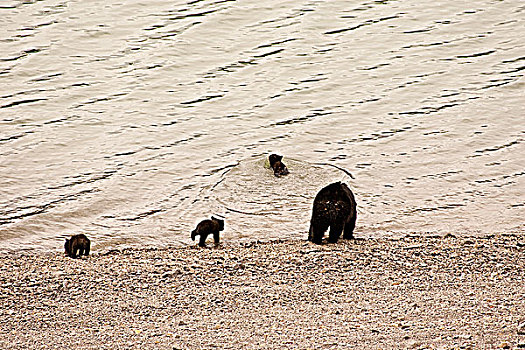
[191,216,224,247]
[268,154,289,177]
[64,234,91,258]
[308,181,357,244]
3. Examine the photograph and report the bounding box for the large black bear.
[268,154,289,177]
[308,182,357,244]
[64,234,91,258]
[191,216,224,247]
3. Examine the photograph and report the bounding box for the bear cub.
[268,154,289,177]
[191,216,224,247]
[64,234,91,258]
[308,181,357,244]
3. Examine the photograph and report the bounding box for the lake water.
[1,0,524,252]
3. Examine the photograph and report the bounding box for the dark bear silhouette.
[308,182,357,244]
[191,216,224,247]
[64,234,91,258]
[269,154,289,177]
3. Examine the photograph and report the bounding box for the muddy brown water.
[1,0,524,252]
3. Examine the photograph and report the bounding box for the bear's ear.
[276,155,283,161]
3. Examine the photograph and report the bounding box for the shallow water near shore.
[1,0,524,252]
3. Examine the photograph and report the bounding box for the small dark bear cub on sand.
[191,216,224,247]
[269,154,289,177]
[64,234,91,258]
[308,181,357,244]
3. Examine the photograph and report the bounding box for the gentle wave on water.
[0,0,524,252]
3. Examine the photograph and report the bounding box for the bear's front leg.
[309,221,327,244]
[199,233,208,247]
[328,224,343,243]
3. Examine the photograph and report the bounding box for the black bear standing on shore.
[268,154,289,177]
[308,182,357,244]
[64,234,91,258]
[191,216,224,247]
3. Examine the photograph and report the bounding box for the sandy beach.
[1,234,524,349]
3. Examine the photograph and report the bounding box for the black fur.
[308,182,357,244]
[191,216,224,247]
[269,154,289,177]
[64,234,91,258]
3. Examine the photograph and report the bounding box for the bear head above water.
[268,154,289,177]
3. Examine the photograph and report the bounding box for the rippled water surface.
[1,0,524,252]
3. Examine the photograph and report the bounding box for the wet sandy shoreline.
[1,234,524,349]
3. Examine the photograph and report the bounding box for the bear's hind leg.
[343,208,357,240]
